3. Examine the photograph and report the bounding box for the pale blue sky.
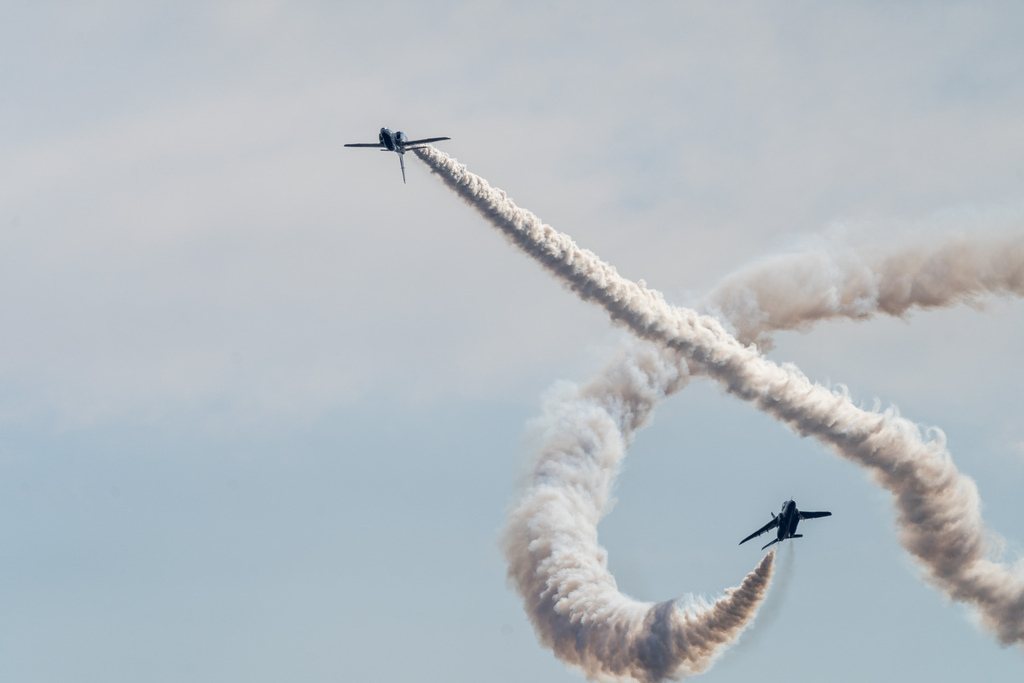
[1,2,1022,681]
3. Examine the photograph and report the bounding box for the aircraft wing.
[739,516,779,545]
[344,142,384,148]
[404,136,451,145]
[798,510,832,520]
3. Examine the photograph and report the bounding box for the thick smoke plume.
[701,235,1024,348]
[502,344,773,681]
[415,146,1024,647]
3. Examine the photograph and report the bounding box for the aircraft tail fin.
[761,539,780,551]
[791,534,803,539]
[399,153,406,183]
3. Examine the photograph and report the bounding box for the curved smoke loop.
[413,147,1024,675]
[502,342,773,681]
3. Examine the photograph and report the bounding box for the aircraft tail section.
[761,538,780,551]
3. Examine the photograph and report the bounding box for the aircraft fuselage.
[378,127,411,152]
[776,499,800,543]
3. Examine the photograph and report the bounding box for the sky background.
[1,2,1023,681]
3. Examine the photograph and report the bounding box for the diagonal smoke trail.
[414,146,1024,648]
[700,234,1024,348]
[502,344,773,682]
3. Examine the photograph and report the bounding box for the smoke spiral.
[415,145,1024,650]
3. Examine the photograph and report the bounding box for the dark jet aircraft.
[739,499,831,551]
[344,127,451,183]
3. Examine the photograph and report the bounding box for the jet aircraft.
[344,127,451,183]
[739,499,831,550]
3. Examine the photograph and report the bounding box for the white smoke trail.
[700,234,1024,348]
[502,343,773,682]
[414,146,1024,647]
[740,539,796,650]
